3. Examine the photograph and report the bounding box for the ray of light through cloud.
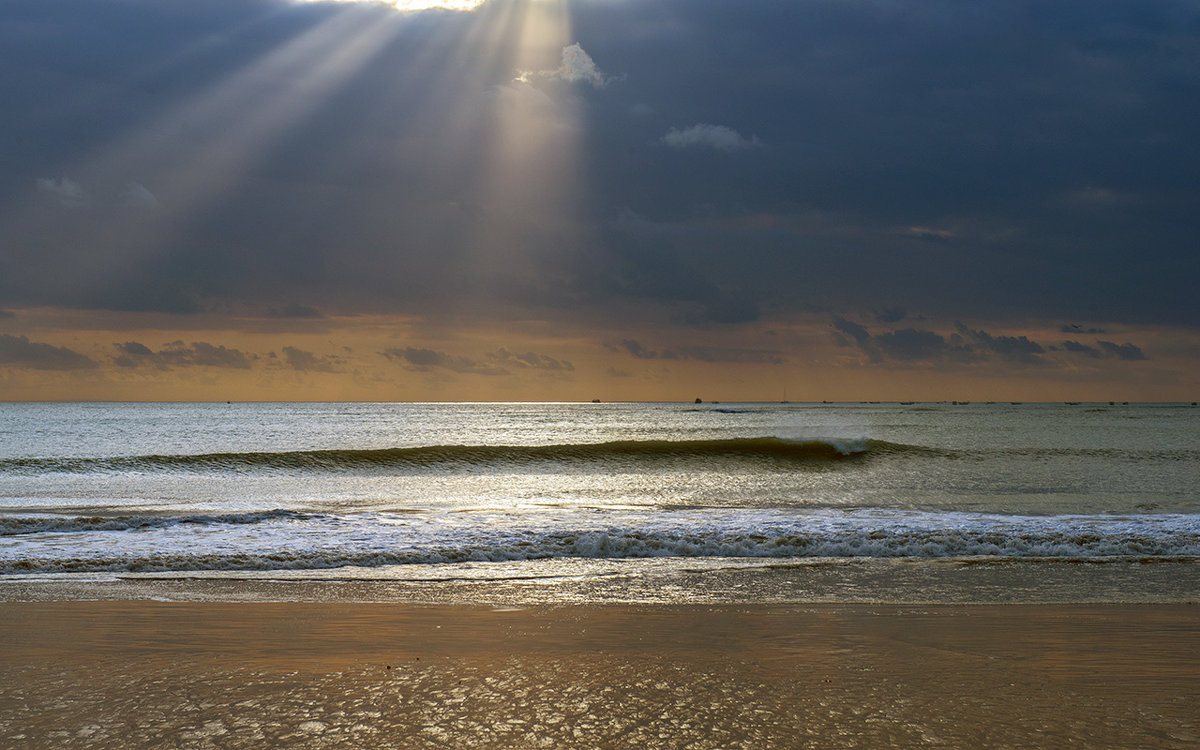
[2,5,406,310]
[2,0,1198,400]
[294,0,487,11]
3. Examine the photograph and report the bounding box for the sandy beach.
[2,601,1197,748]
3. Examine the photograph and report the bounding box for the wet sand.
[2,602,1198,748]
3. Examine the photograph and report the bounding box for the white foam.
[2,508,1197,575]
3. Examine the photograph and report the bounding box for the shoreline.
[3,600,1198,748]
[2,555,1197,606]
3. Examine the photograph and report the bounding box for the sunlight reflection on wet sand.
[2,602,1197,748]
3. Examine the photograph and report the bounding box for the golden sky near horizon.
[2,307,1194,402]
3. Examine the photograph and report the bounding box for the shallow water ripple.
[4,649,1197,749]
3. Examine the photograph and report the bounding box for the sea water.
[1,401,1197,603]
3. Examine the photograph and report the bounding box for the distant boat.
[695,397,703,404]
[591,399,601,403]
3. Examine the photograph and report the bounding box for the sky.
[1,0,1198,401]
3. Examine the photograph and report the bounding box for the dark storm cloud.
[1,0,1198,329]
[0,334,97,370]
[114,340,253,369]
[572,0,1200,325]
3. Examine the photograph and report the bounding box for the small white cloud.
[120,182,160,209]
[36,177,90,207]
[556,43,609,87]
[516,43,611,88]
[662,123,760,151]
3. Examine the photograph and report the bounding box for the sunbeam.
[295,0,487,11]
[4,5,407,309]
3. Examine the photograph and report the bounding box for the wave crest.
[0,437,938,475]
[0,509,311,536]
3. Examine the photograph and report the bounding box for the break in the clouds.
[0,334,96,370]
[661,124,758,152]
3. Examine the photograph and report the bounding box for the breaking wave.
[4,513,1197,574]
[0,437,943,475]
[0,509,311,536]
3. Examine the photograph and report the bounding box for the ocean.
[2,401,1197,604]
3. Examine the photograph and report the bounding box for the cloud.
[620,339,782,364]
[834,317,1047,365]
[383,347,507,376]
[874,328,956,362]
[1055,339,1148,361]
[0,334,97,370]
[661,124,759,151]
[835,316,1153,369]
[489,347,574,372]
[1058,340,1102,358]
[875,307,907,324]
[901,226,956,243]
[267,304,324,319]
[390,346,580,377]
[113,341,254,369]
[831,316,872,348]
[517,43,611,88]
[119,182,160,209]
[554,43,611,87]
[955,323,1045,365]
[1060,324,1106,334]
[36,177,90,208]
[622,339,678,360]
[281,346,342,373]
[1097,341,1147,361]
[4,0,1200,346]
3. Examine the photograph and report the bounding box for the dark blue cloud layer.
[2,0,1197,328]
